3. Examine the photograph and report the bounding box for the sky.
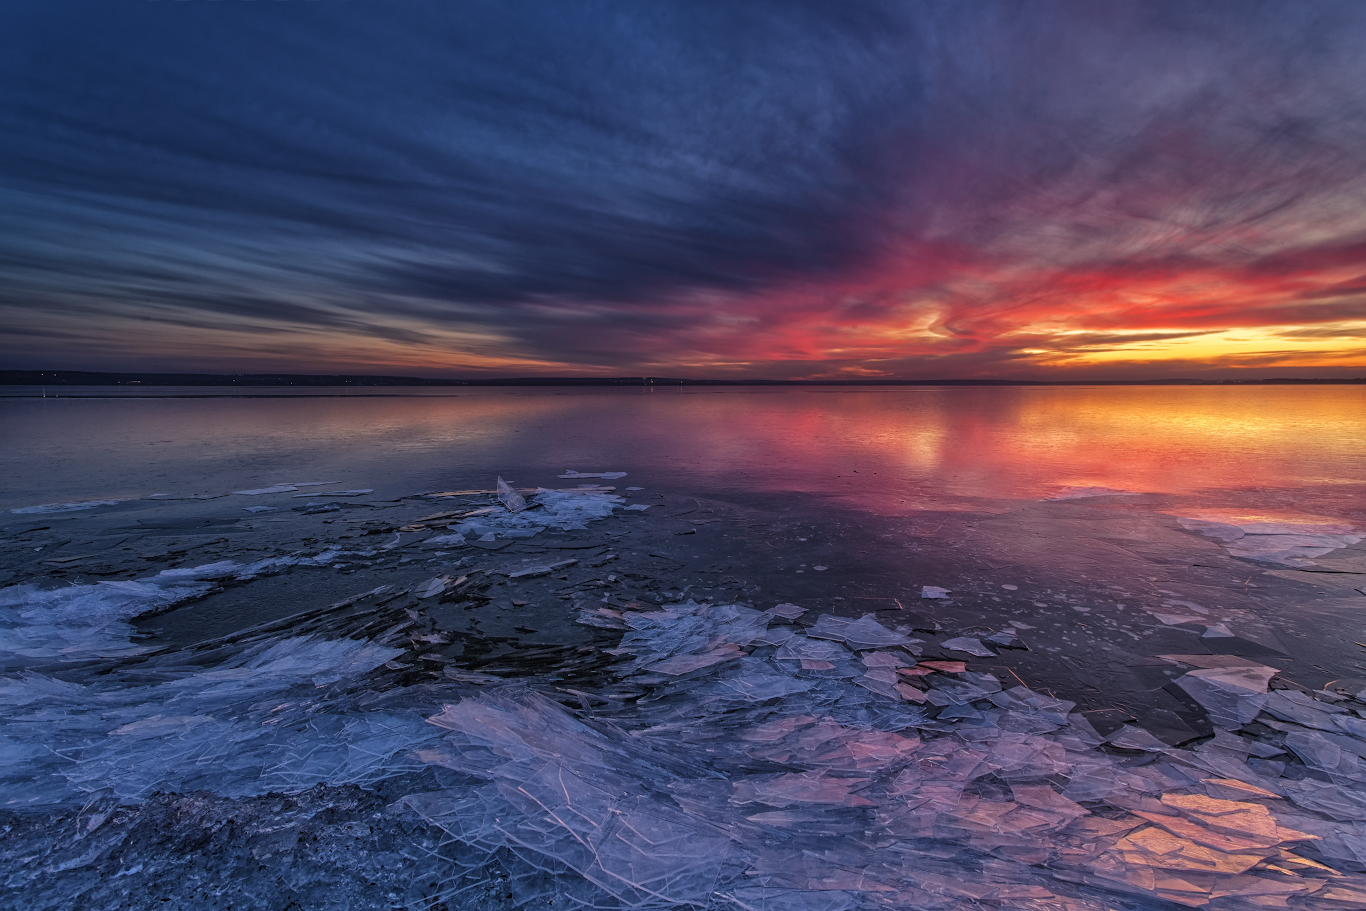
[2,0,1365,380]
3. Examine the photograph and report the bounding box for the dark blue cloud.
[3,1,1366,374]
[2,2,925,293]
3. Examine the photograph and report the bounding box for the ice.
[535,487,623,522]
[861,651,911,668]
[615,601,773,671]
[649,647,744,675]
[560,470,628,479]
[235,485,297,495]
[1100,824,1269,874]
[1108,724,1176,753]
[1267,689,1351,729]
[423,533,467,545]
[984,628,1023,648]
[0,550,377,669]
[415,576,455,599]
[732,773,876,808]
[496,475,527,512]
[414,690,736,908]
[916,659,966,673]
[291,488,373,497]
[940,637,995,657]
[1178,515,1363,566]
[1284,730,1365,782]
[10,499,123,514]
[1175,665,1277,728]
[0,577,215,664]
[774,636,852,665]
[1202,777,1281,800]
[10,523,1366,909]
[921,586,950,599]
[398,596,1366,908]
[407,633,1366,911]
[508,559,577,579]
[808,614,916,649]
[0,635,435,807]
[450,487,627,538]
[1049,486,1139,499]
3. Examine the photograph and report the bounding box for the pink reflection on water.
[2,385,1363,513]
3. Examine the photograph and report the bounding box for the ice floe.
[449,487,629,539]
[9,499,123,514]
[0,636,434,807]
[1177,514,1362,567]
[396,598,1366,910]
[1048,486,1142,499]
[7,521,1366,909]
[0,550,356,667]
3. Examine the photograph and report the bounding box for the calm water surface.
[2,385,1364,512]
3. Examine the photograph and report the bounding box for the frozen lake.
[3,385,1366,910]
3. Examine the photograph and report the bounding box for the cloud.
[2,1,1365,376]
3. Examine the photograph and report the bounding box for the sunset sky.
[2,1,1364,380]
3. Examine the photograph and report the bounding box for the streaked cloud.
[2,0,1364,377]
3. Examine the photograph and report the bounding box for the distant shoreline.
[3,370,1364,388]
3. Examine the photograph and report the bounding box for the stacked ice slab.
[450,486,628,539]
[409,600,1366,911]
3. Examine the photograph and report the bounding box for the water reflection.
[2,385,1362,510]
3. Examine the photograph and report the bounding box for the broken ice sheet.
[1048,485,1139,499]
[1175,664,1277,728]
[940,636,995,657]
[10,499,123,514]
[914,659,966,673]
[808,614,916,649]
[291,489,373,498]
[414,576,454,599]
[422,534,467,546]
[862,651,912,668]
[11,530,1366,911]
[559,470,628,479]
[450,487,625,538]
[1177,513,1363,566]
[507,559,577,579]
[495,476,527,512]
[985,628,1025,648]
[650,650,744,676]
[732,773,875,808]
[921,586,950,599]
[405,601,1366,908]
[774,636,852,665]
[0,635,434,805]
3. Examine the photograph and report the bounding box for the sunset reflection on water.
[2,385,1363,512]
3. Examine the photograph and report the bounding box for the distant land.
[3,370,1364,388]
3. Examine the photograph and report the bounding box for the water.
[4,385,1366,910]
[5,385,1363,510]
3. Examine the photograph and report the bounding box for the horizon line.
[4,370,1365,388]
